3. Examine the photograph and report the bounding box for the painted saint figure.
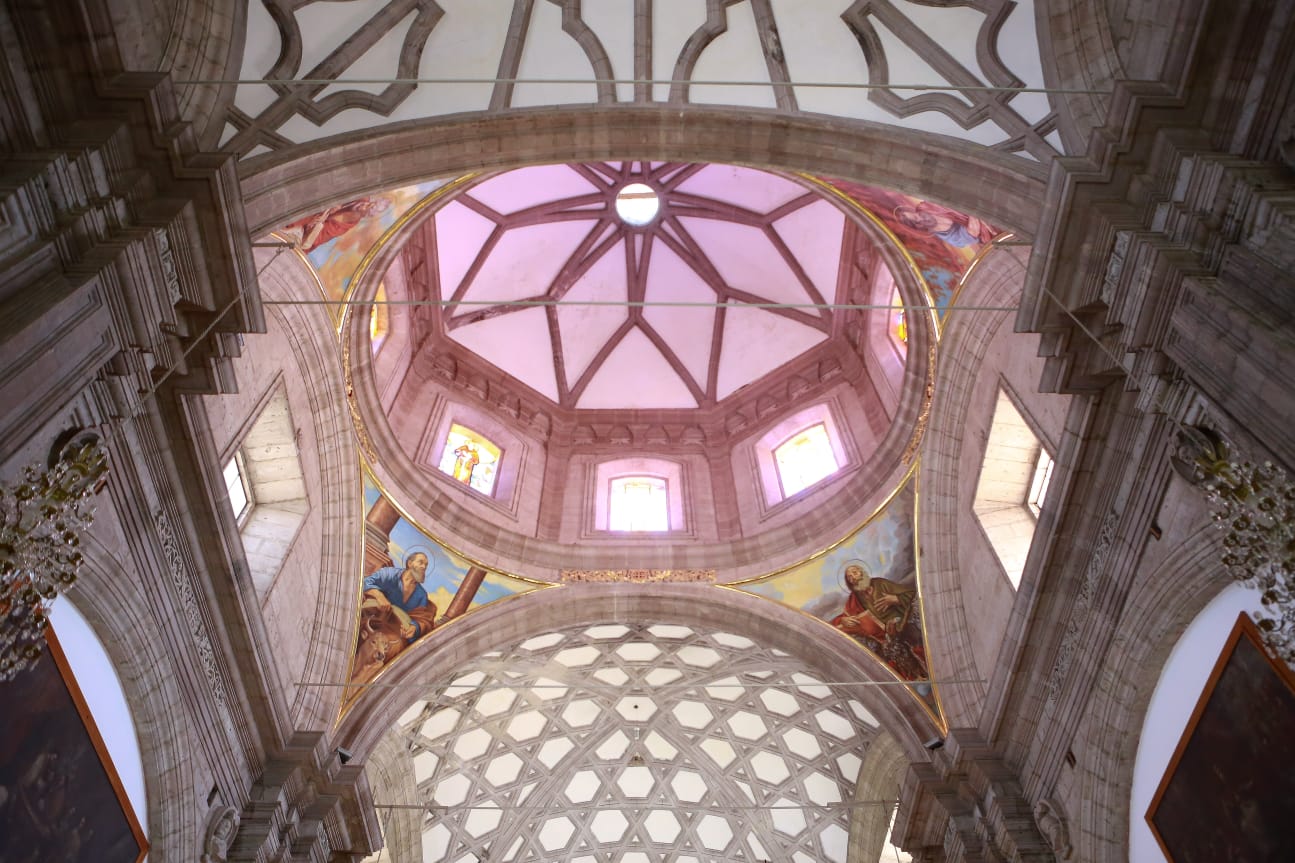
[831,562,928,681]
[281,196,392,253]
[350,552,439,688]
[893,200,995,249]
[361,551,437,642]
[451,442,479,485]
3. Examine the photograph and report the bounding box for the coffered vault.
[366,623,893,863]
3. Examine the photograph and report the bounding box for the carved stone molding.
[201,804,241,863]
[1033,799,1072,861]
[559,568,717,584]
[154,507,230,710]
[898,730,1057,863]
[1046,510,1119,704]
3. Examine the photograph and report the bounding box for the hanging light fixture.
[0,432,108,681]
[1175,425,1295,665]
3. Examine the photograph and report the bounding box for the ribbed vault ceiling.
[371,622,887,863]
[430,162,847,409]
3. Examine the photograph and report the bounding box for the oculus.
[614,182,659,226]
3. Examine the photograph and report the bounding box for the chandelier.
[1177,426,1295,666]
[0,434,108,681]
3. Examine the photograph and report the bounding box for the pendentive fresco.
[348,474,544,699]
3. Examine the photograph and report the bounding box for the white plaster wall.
[1128,583,1263,863]
[49,596,148,834]
[226,1,1056,153]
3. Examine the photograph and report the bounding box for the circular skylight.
[614,182,659,225]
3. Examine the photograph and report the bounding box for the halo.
[840,559,871,589]
[401,546,436,576]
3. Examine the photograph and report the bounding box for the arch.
[917,244,1030,726]
[69,534,204,860]
[332,583,943,768]
[1038,0,1212,153]
[252,247,363,731]
[1034,0,1121,152]
[239,107,1047,238]
[98,0,245,147]
[1072,515,1230,863]
[847,731,907,863]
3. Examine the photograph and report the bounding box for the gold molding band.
[560,569,717,584]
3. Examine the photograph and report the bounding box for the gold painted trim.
[900,339,938,467]
[336,582,562,722]
[798,174,940,471]
[338,175,483,467]
[341,325,380,464]
[335,458,556,724]
[723,463,944,727]
[796,174,941,342]
[727,459,919,586]
[362,460,553,587]
[712,580,943,726]
[336,172,483,335]
[910,463,949,733]
[940,231,1017,335]
[266,230,333,312]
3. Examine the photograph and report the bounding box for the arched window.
[888,286,908,348]
[608,475,670,531]
[436,423,502,496]
[593,458,686,533]
[773,423,842,498]
[751,404,852,508]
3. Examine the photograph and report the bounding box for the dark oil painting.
[0,627,147,863]
[1147,612,1295,862]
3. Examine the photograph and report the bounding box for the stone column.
[896,730,1058,863]
[363,496,401,573]
[443,566,487,621]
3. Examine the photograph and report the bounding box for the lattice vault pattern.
[371,623,884,862]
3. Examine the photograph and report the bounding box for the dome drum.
[343,161,936,581]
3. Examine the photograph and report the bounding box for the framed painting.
[1146,612,1295,862]
[0,626,148,863]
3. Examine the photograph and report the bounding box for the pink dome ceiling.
[429,162,850,409]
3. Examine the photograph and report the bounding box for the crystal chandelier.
[1176,426,1295,666]
[0,434,108,681]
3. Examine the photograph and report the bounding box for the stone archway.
[238,107,1048,238]
[70,536,206,861]
[333,582,943,764]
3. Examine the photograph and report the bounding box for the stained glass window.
[608,475,669,531]
[774,423,840,497]
[889,287,907,345]
[437,424,501,495]
[369,282,390,353]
